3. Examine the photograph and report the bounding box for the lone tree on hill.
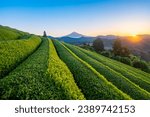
[43,31,47,37]
[113,39,130,57]
[93,38,104,52]
[113,39,122,56]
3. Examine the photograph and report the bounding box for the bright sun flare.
[132,34,137,37]
[129,34,142,43]
[131,33,137,37]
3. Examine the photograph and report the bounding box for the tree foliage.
[133,60,149,71]
[43,31,47,37]
[93,38,104,52]
[113,39,130,57]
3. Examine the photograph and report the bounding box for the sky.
[0,0,150,36]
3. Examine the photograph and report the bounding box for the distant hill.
[48,32,93,44]
[48,32,116,45]
[59,36,95,44]
[121,35,150,61]
[97,35,118,40]
[48,33,150,61]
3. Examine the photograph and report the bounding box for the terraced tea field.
[0,26,150,100]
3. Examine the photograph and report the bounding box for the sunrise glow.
[0,0,150,36]
[128,35,142,43]
[131,33,137,37]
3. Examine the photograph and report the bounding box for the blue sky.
[0,0,150,36]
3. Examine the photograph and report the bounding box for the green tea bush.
[133,60,149,71]
[53,40,131,100]
[120,57,132,66]
[47,40,85,99]
[101,51,112,58]
[65,43,150,99]
[77,46,150,92]
[0,35,41,78]
[0,39,85,100]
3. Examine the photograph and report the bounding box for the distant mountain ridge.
[48,32,117,44]
[121,36,150,61]
[48,33,150,61]
[64,32,85,38]
[97,35,118,40]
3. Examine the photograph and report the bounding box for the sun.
[132,34,137,37]
[131,33,137,37]
[128,34,141,43]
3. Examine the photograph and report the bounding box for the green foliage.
[0,36,41,78]
[101,51,112,58]
[78,47,150,93]
[1,25,149,100]
[0,25,29,41]
[53,40,131,100]
[113,39,122,56]
[43,31,47,37]
[120,57,132,66]
[121,47,131,57]
[47,39,85,99]
[80,45,94,51]
[112,56,122,61]
[111,54,149,73]
[0,39,50,99]
[130,55,140,62]
[65,43,150,99]
[133,60,149,72]
[0,39,85,100]
[113,39,130,57]
[93,38,104,52]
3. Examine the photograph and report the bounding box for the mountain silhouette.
[64,32,84,38]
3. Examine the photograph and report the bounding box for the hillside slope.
[0,26,150,100]
[0,25,29,41]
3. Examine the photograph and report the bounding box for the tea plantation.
[0,25,150,100]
